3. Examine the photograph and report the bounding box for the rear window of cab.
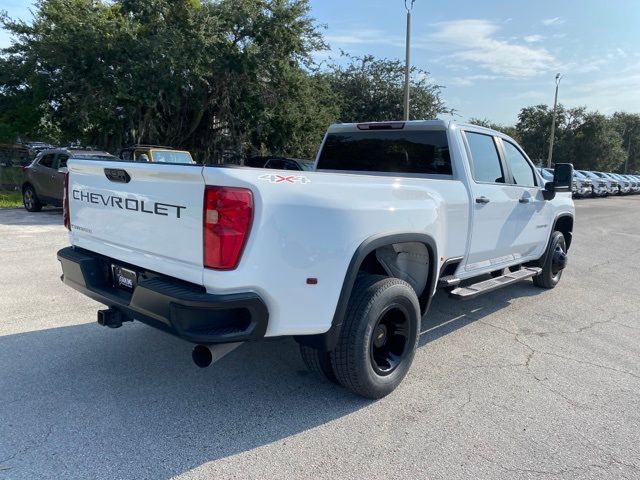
[317,130,452,175]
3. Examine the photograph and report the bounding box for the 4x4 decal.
[258,174,310,184]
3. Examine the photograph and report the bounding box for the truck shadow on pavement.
[0,281,545,478]
[420,281,543,347]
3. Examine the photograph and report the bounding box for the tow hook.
[192,343,243,368]
[97,307,131,329]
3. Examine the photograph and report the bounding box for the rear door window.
[55,154,69,170]
[38,154,56,169]
[316,130,451,175]
[465,132,504,183]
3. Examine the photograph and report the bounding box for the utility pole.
[403,0,415,121]
[547,73,562,168]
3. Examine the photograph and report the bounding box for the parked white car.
[626,175,640,193]
[609,173,631,194]
[577,171,606,197]
[571,170,592,197]
[57,120,575,398]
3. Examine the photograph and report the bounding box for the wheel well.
[554,215,573,250]
[294,234,437,352]
[22,182,32,193]
[357,240,434,314]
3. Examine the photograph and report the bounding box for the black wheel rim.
[369,305,410,376]
[551,239,567,278]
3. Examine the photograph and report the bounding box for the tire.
[533,231,567,289]
[299,344,338,384]
[22,185,42,212]
[330,274,420,399]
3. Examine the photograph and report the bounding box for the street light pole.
[403,0,415,121]
[547,73,562,168]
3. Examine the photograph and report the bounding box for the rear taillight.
[203,186,253,270]
[63,172,70,230]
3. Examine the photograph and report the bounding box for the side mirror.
[553,163,574,192]
[542,181,556,200]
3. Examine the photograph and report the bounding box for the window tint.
[503,141,536,187]
[38,154,55,169]
[266,159,286,169]
[56,154,69,169]
[465,132,504,183]
[316,130,451,175]
[283,161,301,171]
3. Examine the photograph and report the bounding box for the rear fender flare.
[295,232,438,351]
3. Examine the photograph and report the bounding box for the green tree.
[467,118,519,141]
[515,104,588,166]
[571,113,626,171]
[610,112,640,173]
[0,0,333,161]
[325,54,450,123]
[515,105,563,164]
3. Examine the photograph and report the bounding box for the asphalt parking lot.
[1,198,639,480]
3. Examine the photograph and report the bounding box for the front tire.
[330,274,420,399]
[533,231,567,289]
[22,185,42,212]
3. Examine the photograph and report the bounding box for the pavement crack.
[0,423,54,468]
[477,320,588,408]
[538,350,640,381]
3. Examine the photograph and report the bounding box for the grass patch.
[0,190,22,208]
[0,166,24,189]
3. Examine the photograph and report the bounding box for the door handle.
[475,196,490,204]
[519,198,531,203]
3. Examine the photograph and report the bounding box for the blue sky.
[2,0,639,124]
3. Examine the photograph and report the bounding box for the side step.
[438,275,461,288]
[449,267,542,300]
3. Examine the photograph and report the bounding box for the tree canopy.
[0,0,449,162]
[325,53,450,123]
[2,0,637,172]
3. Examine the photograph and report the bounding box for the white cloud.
[524,35,544,43]
[451,74,499,86]
[427,20,555,77]
[562,66,640,114]
[325,29,403,48]
[542,17,565,26]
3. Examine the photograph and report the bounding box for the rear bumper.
[57,247,268,344]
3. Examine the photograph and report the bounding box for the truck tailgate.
[67,160,205,285]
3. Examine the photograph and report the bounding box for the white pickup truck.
[57,120,575,398]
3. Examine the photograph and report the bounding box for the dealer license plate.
[111,265,138,291]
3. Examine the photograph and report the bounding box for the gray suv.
[22,148,115,212]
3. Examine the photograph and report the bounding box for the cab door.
[497,138,551,260]
[462,131,523,272]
